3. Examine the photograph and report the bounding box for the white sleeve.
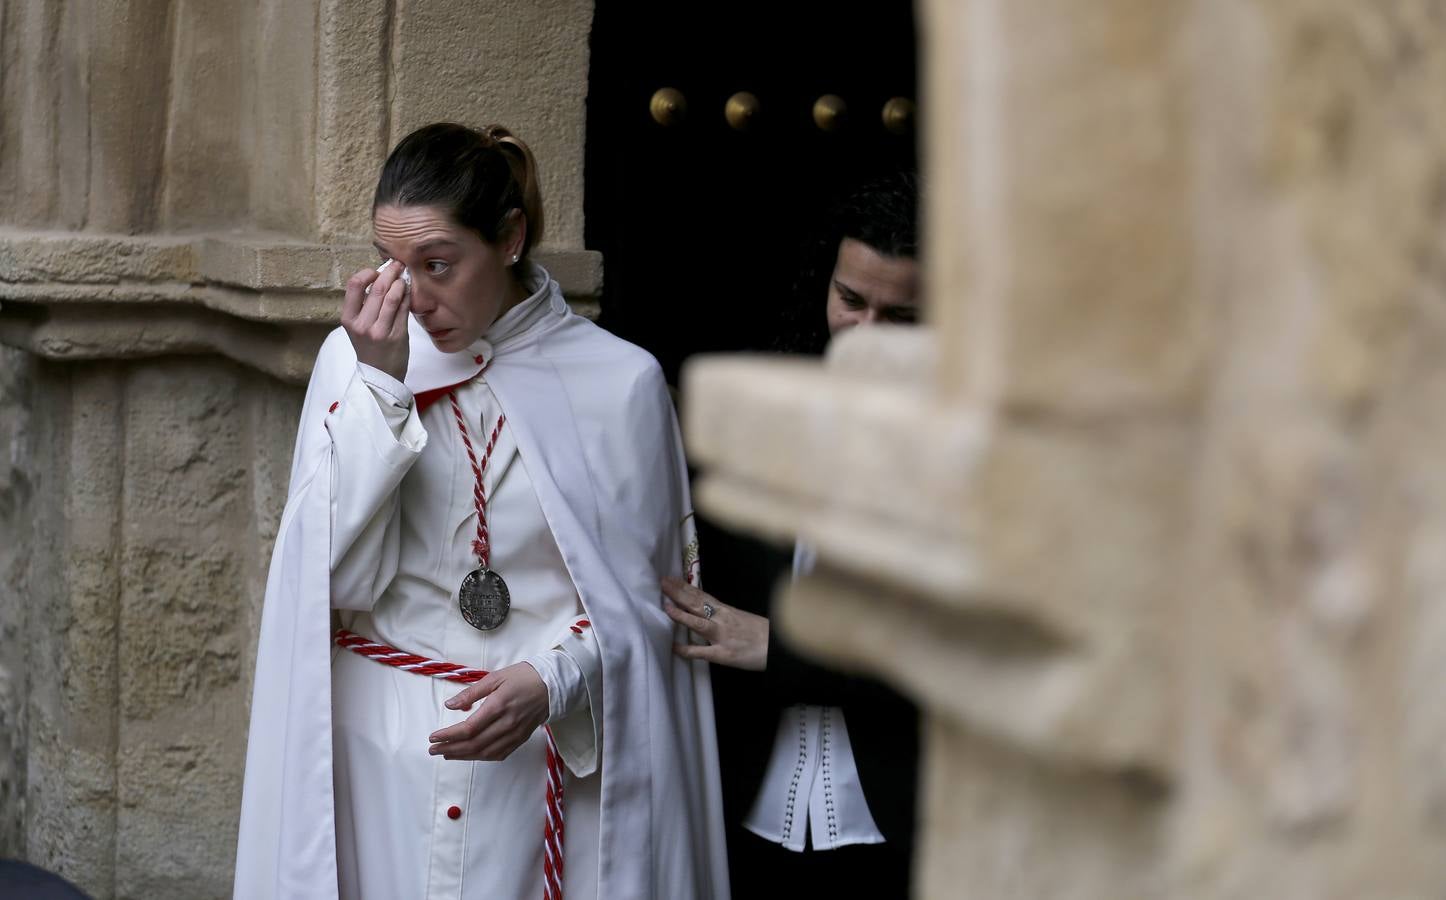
[523,615,602,777]
[355,362,415,426]
[326,363,428,610]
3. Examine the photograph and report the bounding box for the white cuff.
[356,362,414,431]
[524,628,600,777]
[328,367,426,456]
[524,649,588,724]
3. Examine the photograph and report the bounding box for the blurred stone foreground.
[5,1,1446,898]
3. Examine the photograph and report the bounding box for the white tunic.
[234,265,729,900]
[327,291,601,899]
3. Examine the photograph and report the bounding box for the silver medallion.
[458,567,511,631]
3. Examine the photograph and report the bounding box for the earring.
[511,254,520,264]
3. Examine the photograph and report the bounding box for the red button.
[447,805,462,820]
[473,354,486,365]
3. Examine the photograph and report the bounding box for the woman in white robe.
[233,123,728,900]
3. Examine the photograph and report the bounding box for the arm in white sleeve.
[326,362,428,610]
[524,614,602,777]
[356,362,415,430]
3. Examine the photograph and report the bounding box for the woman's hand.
[428,662,550,761]
[662,576,769,671]
[341,260,411,382]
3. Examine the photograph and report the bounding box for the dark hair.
[775,171,921,355]
[373,122,545,260]
[833,170,920,260]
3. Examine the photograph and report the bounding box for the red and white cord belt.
[335,628,566,900]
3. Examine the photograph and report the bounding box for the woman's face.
[372,204,525,354]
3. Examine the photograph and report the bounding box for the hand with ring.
[661,575,769,671]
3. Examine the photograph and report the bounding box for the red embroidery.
[328,401,339,413]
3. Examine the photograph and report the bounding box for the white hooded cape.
[233,269,728,899]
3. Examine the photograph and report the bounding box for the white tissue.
[367,258,412,294]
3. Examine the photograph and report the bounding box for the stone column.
[685,0,1446,897]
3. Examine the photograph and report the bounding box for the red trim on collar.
[415,379,475,414]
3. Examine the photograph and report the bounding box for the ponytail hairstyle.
[373,122,545,261]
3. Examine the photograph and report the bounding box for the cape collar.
[404,263,566,412]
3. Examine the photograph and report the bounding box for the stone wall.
[0,0,593,246]
[0,346,35,858]
[13,360,302,898]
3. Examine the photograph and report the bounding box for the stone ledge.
[0,231,603,310]
[0,231,604,379]
[777,567,1170,778]
[0,281,341,325]
[683,327,1175,776]
[197,238,339,291]
[683,333,985,603]
[0,304,332,384]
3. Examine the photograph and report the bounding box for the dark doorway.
[585,1,918,382]
[585,9,922,894]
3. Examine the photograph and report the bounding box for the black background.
[585,1,918,382]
